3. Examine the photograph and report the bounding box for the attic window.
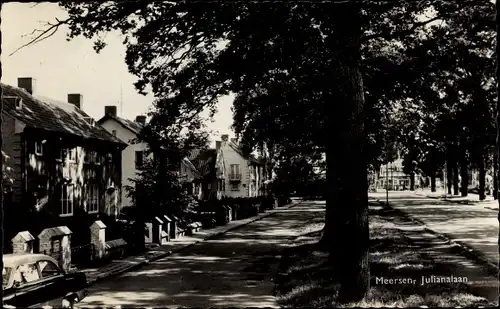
[112,130,117,136]
[15,98,23,110]
[83,117,95,126]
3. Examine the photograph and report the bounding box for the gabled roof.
[97,114,144,135]
[228,142,264,165]
[189,149,217,176]
[1,83,125,146]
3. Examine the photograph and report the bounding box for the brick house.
[217,135,267,198]
[1,78,127,249]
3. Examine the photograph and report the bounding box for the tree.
[125,100,211,223]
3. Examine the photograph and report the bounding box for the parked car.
[3,253,88,308]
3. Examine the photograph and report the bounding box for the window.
[135,151,145,169]
[88,185,99,213]
[207,183,212,190]
[56,148,64,161]
[34,141,43,156]
[94,152,102,165]
[84,150,91,163]
[38,261,61,279]
[60,184,74,217]
[231,183,239,191]
[112,130,117,136]
[230,164,240,179]
[13,263,40,285]
[68,148,77,162]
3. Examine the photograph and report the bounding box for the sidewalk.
[414,188,498,211]
[78,201,302,285]
[369,194,499,278]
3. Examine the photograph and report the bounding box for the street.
[78,201,325,308]
[370,191,499,265]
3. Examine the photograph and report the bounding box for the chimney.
[67,94,83,109]
[105,106,117,117]
[230,138,237,144]
[135,115,146,126]
[216,141,221,150]
[17,77,35,95]
[221,134,229,142]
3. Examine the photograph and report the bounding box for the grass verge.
[273,203,497,308]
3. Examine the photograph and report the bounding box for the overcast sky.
[2,3,235,145]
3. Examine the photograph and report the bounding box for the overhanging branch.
[9,17,70,56]
[363,16,442,42]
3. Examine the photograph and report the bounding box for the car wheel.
[62,295,78,309]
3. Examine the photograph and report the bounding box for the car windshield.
[3,267,11,288]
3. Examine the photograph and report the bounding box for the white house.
[98,106,202,207]
[97,106,149,207]
[217,135,267,198]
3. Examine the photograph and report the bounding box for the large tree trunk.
[460,152,469,197]
[322,2,369,303]
[430,174,436,192]
[453,160,460,196]
[494,152,498,200]
[410,172,415,191]
[478,155,486,201]
[446,159,453,195]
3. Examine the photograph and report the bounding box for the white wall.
[220,141,252,198]
[100,120,148,207]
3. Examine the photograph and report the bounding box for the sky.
[2,3,235,146]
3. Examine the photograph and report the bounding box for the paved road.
[370,191,499,265]
[78,201,325,308]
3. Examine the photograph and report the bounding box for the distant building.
[375,158,422,190]
[217,135,267,198]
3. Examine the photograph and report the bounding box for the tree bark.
[322,2,369,303]
[494,152,498,200]
[446,159,453,195]
[452,160,459,196]
[410,172,415,191]
[460,152,469,197]
[430,174,436,192]
[478,155,486,201]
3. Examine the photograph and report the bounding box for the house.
[376,158,422,190]
[98,106,203,205]
[97,106,149,208]
[188,147,225,200]
[1,78,126,246]
[217,135,267,198]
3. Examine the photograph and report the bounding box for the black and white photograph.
[0,1,499,308]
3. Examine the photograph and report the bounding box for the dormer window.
[15,97,23,110]
[83,117,95,126]
[4,96,23,110]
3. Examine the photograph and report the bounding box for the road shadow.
[79,201,326,308]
